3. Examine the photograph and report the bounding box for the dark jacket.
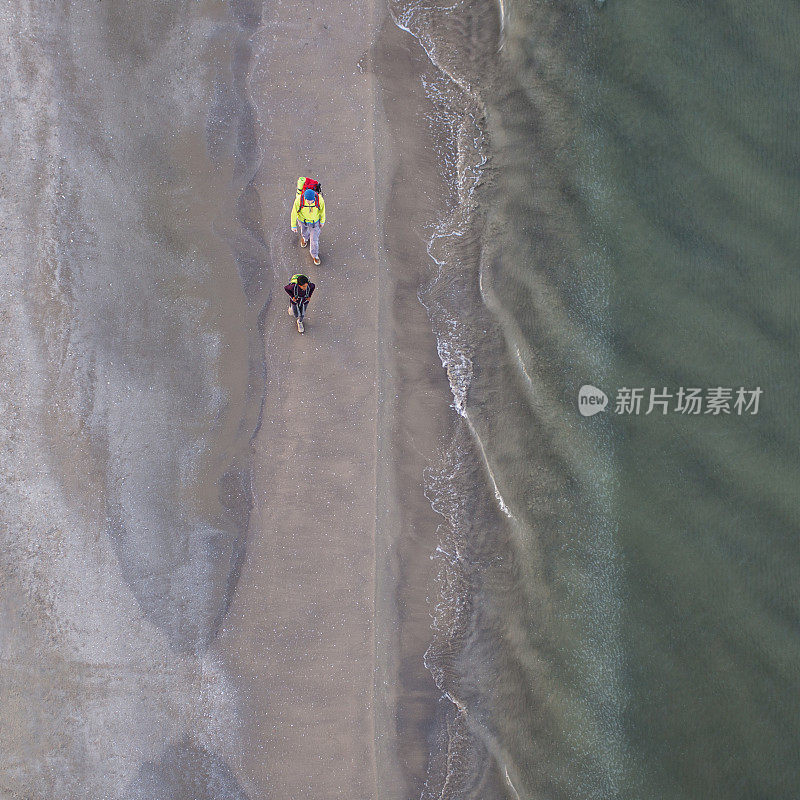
[284,281,315,303]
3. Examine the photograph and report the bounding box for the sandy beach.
[0,0,427,793]
[213,0,386,791]
[2,0,506,794]
[2,0,462,793]
[213,2,452,799]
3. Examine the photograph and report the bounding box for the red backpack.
[296,176,322,210]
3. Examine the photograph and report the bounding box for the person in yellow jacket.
[291,187,326,265]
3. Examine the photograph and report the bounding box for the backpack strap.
[290,275,309,300]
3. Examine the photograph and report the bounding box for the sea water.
[391,0,800,797]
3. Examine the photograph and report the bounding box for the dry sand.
[213,2,417,799]
[215,3,455,799]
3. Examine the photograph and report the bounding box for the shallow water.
[391,0,800,797]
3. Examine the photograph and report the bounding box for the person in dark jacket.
[285,274,315,333]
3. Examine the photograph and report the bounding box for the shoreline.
[211,3,489,797]
[372,11,460,797]
[1,0,506,796]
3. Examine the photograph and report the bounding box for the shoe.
[288,306,293,316]
[297,320,304,333]
[300,237,308,248]
[312,256,320,265]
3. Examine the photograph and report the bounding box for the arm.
[306,282,315,299]
[319,196,325,226]
[290,197,300,229]
[284,284,297,301]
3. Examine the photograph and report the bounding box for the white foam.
[392,3,628,798]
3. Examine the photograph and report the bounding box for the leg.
[297,300,307,322]
[299,220,310,245]
[308,222,321,259]
[291,302,301,319]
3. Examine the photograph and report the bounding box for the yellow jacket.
[291,193,326,227]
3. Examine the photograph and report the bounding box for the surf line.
[504,766,521,800]
[391,2,515,523]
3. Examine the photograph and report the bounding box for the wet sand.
[1,1,266,796]
[371,12,467,795]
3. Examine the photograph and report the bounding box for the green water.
[402,0,800,796]
[588,1,800,796]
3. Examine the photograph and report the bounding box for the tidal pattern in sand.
[0,1,266,795]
